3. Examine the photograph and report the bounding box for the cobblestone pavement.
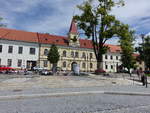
[0,74,149,113]
[0,73,143,91]
[0,94,150,113]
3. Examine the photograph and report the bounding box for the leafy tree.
[47,44,60,73]
[119,25,136,74]
[0,17,6,27]
[74,0,127,70]
[136,36,150,70]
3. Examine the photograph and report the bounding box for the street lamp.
[141,34,147,88]
[141,34,145,70]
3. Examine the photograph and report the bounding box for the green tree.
[119,25,136,74]
[47,44,60,73]
[0,17,6,27]
[74,0,127,70]
[136,36,150,70]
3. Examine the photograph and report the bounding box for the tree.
[136,36,150,70]
[74,0,127,70]
[119,25,136,74]
[47,44,60,73]
[0,17,6,27]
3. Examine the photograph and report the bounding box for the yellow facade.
[39,45,97,72]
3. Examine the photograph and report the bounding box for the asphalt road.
[0,93,150,113]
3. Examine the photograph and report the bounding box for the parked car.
[39,69,52,75]
[0,65,15,74]
[33,66,45,71]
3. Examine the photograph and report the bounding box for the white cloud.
[1,0,150,40]
[112,0,150,33]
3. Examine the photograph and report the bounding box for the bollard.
[145,76,148,88]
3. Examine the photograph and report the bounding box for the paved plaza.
[0,73,149,113]
[0,73,143,90]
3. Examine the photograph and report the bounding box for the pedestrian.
[137,69,140,80]
[141,70,145,86]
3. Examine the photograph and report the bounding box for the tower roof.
[69,19,78,34]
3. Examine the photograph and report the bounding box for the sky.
[0,0,150,45]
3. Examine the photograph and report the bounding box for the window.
[116,56,118,60]
[110,55,113,60]
[8,46,13,53]
[30,48,36,55]
[18,47,23,54]
[43,60,48,67]
[82,62,86,68]
[82,52,86,59]
[17,59,22,67]
[111,65,113,69]
[0,58,1,65]
[90,63,93,68]
[75,52,79,58]
[44,49,49,56]
[71,51,74,57]
[90,53,93,59]
[105,65,108,69]
[63,61,67,68]
[139,61,142,65]
[7,59,12,67]
[0,45,2,53]
[62,50,67,57]
[105,55,108,59]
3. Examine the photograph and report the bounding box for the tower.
[68,19,80,47]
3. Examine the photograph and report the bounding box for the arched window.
[90,63,93,68]
[62,50,67,57]
[71,51,74,57]
[63,61,67,68]
[82,62,86,68]
[44,49,49,56]
[82,52,86,59]
[75,52,79,58]
[90,53,93,59]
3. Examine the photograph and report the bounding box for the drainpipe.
[37,32,41,68]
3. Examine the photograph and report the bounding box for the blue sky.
[1,0,150,44]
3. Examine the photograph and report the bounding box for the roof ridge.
[0,27,36,34]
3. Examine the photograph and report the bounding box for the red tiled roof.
[0,27,38,43]
[38,33,68,46]
[0,27,121,53]
[105,44,121,53]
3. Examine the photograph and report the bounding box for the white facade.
[0,39,39,69]
[102,52,122,72]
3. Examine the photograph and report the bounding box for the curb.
[0,91,150,101]
[104,91,150,96]
[0,91,104,101]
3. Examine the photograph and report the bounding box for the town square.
[0,0,150,113]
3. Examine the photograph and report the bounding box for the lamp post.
[141,34,145,69]
[141,34,147,88]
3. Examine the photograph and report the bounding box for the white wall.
[102,53,122,72]
[0,39,39,68]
